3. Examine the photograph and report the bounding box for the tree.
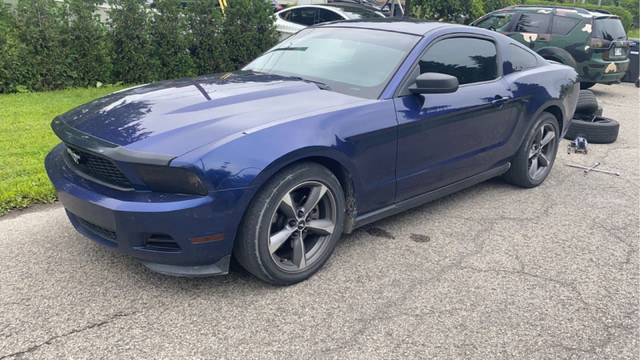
[14,0,71,91]
[482,0,518,13]
[187,0,232,75]
[412,0,485,23]
[0,3,24,92]
[64,0,111,87]
[618,0,638,28]
[223,0,278,69]
[108,0,153,84]
[149,0,195,80]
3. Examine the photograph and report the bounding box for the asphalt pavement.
[1,83,638,359]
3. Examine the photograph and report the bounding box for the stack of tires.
[564,89,619,144]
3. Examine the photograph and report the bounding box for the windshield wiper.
[267,46,308,54]
[288,76,331,90]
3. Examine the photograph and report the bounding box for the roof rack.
[506,5,591,15]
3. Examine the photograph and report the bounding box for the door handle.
[491,95,511,107]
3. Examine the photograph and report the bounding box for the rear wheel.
[503,112,559,188]
[234,162,345,285]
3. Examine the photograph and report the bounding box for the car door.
[394,35,519,202]
[510,12,552,50]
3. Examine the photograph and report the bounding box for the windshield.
[244,27,419,99]
[593,18,627,41]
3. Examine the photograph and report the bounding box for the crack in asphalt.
[318,220,493,357]
[0,312,138,360]
[319,199,638,358]
[456,265,638,356]
[590,222,639,267]
[547,311,639,356]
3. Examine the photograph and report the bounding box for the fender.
[537,47,578,69]
[212,146,364,253]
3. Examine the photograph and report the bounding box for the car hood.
[54,72,366,159]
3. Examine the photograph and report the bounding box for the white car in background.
[274,4,385,38]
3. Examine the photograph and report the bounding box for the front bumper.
[45,143,242,276]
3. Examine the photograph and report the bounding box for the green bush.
[0,3,24,93]
[618,0,638,29]
[63,0,112,87]
[14,0,72,91]
[482,0,518,13]
[108,0,154,84]
[0,0,280,92]
[223,0,278,69]
[412,0,489,23]
[150,0,195,80]
[187,0,232,75]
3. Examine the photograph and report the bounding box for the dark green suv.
[472,6,630,89]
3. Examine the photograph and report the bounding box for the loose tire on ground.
[233,162,345,285]
[563,116,619,144]
[503,112,559,188]
[575,89,598,115]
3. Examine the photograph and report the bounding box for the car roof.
[284,4,377,12]
[318,18,460,36]
[280,4,385,19]
[498,5,620,20]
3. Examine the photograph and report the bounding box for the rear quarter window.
[509,44,538,71]
[551,16,581,35]
[317,8,342,23]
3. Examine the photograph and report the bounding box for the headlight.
[133,164,207,196]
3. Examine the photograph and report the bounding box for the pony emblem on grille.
[66,147,83,165]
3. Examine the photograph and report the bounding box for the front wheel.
[503,112,560,188]
[234,162,345,285]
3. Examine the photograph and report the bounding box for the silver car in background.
[274,4,385,38]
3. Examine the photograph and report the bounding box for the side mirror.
[409,73,459,94]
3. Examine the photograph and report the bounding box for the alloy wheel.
[268,181,337,272]
[528,122,557,181]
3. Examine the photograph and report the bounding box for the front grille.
[65,145,132,188]
[77,217,117,244]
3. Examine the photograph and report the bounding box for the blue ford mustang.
[45,20,579,285]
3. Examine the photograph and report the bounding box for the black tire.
[563,116,619,144]
[575,89,598,115]
[580,82,596,90]
[503,112,559,188]
[234,162,345,285]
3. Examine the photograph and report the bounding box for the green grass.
[628,29,639,38]
[0,85,130,215]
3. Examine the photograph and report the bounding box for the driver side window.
[418,37,498,85]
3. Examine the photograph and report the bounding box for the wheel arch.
[288,156,357,233]
[228,149,360,248]
[542,104,564,135]
[538,47,577,68]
